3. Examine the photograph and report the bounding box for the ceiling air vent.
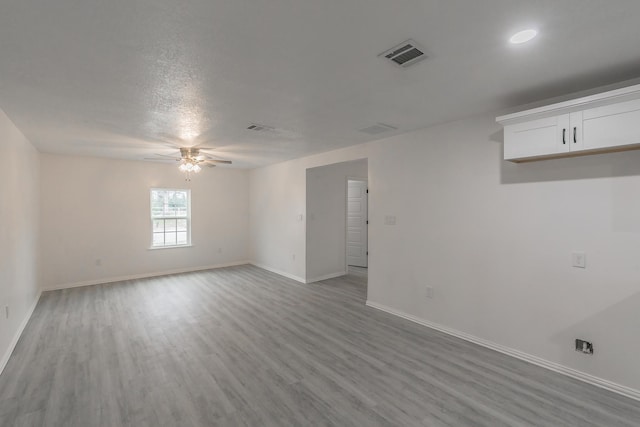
[359,123,398,135]
[379,39,427,68]
[247,123,274,132]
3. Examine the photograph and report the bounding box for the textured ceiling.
[1,0,640,168]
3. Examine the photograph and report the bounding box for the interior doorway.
[347,179,368,268]
[305,159,368,293]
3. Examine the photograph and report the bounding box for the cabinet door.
[504,115,570,160]
[582,99,640,151]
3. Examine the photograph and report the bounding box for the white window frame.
[149,188,192,249]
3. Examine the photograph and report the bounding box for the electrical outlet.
[575,339,594,355]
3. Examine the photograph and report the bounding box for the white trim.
[147,244,193,251]
[496,83,640,125]
[306,271,347,284]
[43,261,250,291]
[150,188,192,248]
[0,291,42,376]
[249,262,306,283]
[366,300,640,402]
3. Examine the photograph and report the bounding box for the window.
[150,188,191,248]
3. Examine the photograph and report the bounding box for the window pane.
[151,189,190,248]
[165,191,187,217]
[151,207,164,218]
[151,191,165,218]
[165,219,177,232]
[153,219,165,232]
[152,233,165,246]
[165,232,177,245]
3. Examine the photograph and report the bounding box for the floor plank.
[0,265,638,426]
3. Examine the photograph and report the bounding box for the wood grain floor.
[1,265,639,426]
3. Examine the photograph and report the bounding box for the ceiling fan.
[145,146,232,181]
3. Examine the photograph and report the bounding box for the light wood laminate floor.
[1,265,639,426]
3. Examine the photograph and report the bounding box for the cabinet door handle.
[562,128,566,144]
[573,127,577,143]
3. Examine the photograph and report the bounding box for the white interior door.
[347,180,368,267]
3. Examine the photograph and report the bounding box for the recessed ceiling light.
[509,29,538,44]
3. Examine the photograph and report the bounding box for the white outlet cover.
[426,287,434,299]
[572,252,586,268]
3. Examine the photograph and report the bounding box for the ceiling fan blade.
[202,159,232,164]
[144,158,176,163]
[206,164,217,168]
[154,153,180,158]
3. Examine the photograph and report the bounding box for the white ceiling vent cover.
[359,123,398,135]
[379,39,427,68]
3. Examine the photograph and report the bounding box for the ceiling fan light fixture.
[178,157,202,180]
[157,146,230,180]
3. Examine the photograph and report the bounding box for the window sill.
[148,244,193,251]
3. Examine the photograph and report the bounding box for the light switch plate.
[572,252,586,268]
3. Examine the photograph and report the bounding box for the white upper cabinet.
[582,99,640,150]
[497,84,640,162]
[503,115,568,160]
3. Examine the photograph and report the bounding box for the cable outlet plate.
[575,339,594,355]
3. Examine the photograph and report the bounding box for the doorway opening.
[305,159,368,299]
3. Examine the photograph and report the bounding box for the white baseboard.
[0,291,42,376]
[366,300,640,403]
[306,271,347,284]
[249,262,305,283]
[43,261,250,291]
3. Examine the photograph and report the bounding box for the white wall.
[249,111,640,393]
[0,109,40,372]
[249,144,371,282]
[368,113,640,393]
[39,154,250,290]
[306,159,367,282]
